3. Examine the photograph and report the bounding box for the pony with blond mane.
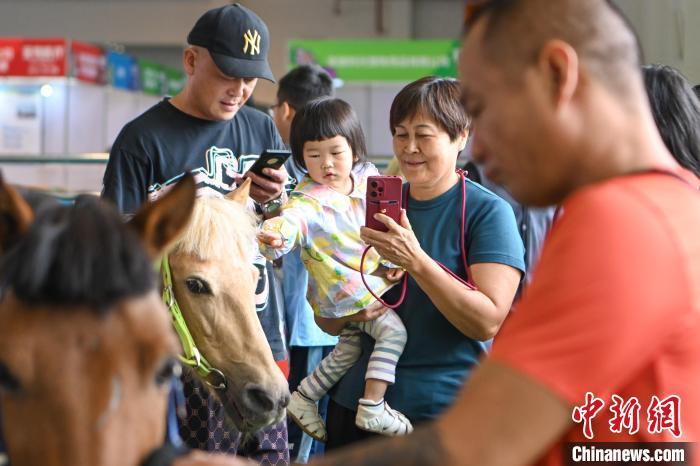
[164,179,289,460]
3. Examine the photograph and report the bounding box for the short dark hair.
[643,64,700,178]
[464,0,643,97]
[0,196,155,314]
[277,65,334,110]
[389,76,469,142]
[289,98,367,171]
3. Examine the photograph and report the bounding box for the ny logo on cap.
[243,29,261,56]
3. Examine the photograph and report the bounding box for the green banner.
[289,39,460,82]
[138,59,165,96]
[164,67,186,96]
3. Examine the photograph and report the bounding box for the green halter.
[160,255,227,391]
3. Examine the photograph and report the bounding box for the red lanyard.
[360,170,477,309]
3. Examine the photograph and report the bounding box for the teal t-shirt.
[330,178,526,422]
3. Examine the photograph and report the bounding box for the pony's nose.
[280,390,291,409]
[242,384,276,413]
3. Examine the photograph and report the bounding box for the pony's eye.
[0,362,21,392]
[154,358,180,387]
[185,277,212,295]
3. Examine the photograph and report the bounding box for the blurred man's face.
[459,19,569,207]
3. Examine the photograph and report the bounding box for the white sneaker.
[287,391,327,442]
[355,398,413,436]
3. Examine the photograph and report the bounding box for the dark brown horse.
[0,175,207,466]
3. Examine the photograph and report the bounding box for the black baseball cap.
[187,3,275,82]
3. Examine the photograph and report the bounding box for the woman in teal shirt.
[323,76,526,448]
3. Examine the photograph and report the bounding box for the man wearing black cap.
[103,3,287,210]
[102,3,290,464]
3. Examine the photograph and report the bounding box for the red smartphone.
[365,176,403,232]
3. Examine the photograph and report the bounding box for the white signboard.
[0,89,41,155]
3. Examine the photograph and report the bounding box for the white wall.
[615,0,700,82]
[0,162,106,193]
[0,1,228,45]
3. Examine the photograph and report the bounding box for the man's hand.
[242,166,288,204]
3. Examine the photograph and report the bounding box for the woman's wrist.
[404,249,431,276]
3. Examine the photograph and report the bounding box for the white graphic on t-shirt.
[148,145,246,201]
[146,145,269,312]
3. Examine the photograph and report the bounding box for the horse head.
[166,178,290,433]
[0,173,196,466]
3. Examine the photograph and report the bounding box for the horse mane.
[170,196,257,264]
[0,195,155,313]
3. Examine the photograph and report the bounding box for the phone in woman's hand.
[365,176,403,232]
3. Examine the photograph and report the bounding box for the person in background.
[308,1,700,464]
[272,64,334,148]
[101,3,290,463]
[463,157,554,282]
[269,64,337,463]
[642,64,700,180]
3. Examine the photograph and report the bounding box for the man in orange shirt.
[309,0,700,465]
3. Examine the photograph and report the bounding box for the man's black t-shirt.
[103,99,285,212]
[102,99,289,360]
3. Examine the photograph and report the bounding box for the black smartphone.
[247,149,291,178]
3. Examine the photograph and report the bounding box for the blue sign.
[107,51,139,90]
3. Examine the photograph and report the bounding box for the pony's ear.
[129,174,196,258]
[0,172,34,254]
[226,177,251,205]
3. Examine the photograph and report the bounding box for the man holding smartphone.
[102,3,290,462]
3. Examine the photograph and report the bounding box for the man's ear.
[129,174,196,258]
[458,128,470,152]
[538,39,579,108]
[226,177,251,205]
[0,172,34,254]
[182,46,198,76]
[281,102,295,123]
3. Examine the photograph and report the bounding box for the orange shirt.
[492,171,700,465]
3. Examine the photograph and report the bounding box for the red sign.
[71,40,106,84]
[0,38,67,77]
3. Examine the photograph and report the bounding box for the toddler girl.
[258,98,412,441]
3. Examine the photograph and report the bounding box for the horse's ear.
[0,171,34,253]
[226,177,251,205]
[129,174,196,258]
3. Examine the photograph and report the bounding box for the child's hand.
[257,231,284,249]
[385,267,405,282]
[347,301,389,323]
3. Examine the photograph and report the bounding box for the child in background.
[258,98,413,441]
